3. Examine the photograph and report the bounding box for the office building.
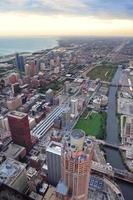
[0,184,33,200]
[50,129,62,143]
[54,67,60,74]
[15,53,25,73]
[4,143,26,160]
[50,59,55,68]
[8,73,19,85]
[11,83,21,95]
[70,98,79,118]
[45,89,54,105]
[61,108,71,128]
[64,81,70,94]
[54,117,62,129]
[7,96,22,111]
[46,141,62,186]
[0,117,10,131]
[0,158,28,193]
[56,129,94,200]
[25,64,31,77]
[8,111,32,153]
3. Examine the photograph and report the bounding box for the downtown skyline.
[0,0,133,37]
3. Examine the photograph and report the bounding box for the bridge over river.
[92,161,133,184]
[96,140,127,151]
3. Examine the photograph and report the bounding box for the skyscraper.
[8,111,32,153]
[46,141,62,186]
[56,129,94,200]
[15,53,25,73]
[71,98,79,118]
[45,89,54,105]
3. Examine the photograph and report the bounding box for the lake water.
[0,37,58,56]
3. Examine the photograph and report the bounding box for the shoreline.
[0,37,59,59]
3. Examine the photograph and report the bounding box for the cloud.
[0,12,133,37]
[0,0,87,13]
[84,0,133,19]
[0,0,133,19]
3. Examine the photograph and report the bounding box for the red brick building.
[8,111,32,153]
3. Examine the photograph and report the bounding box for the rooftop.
[0,158,26,186]
[43,186,56,200]
[46,141,62,156]
[0,184,33,200]
[4,143,26,159]
[8,111,27,119]
[71,129,85,139]
[89,176,104,191]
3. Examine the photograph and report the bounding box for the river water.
[104,67,133,200]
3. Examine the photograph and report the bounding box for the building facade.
[56,129,94,200]
[71,98,79,118]
[8,111,32,153]
[46,141,62,186]
[15,53,25,73]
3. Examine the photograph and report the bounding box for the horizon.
[0,35,133,38]
[0,0,133,37]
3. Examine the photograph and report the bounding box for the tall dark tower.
[15,53,25,73]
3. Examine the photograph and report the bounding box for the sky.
[0,0,133,37]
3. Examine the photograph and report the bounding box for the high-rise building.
[46,141,62,186]
[25,64,31,77]
[64,81,70,94]
[71,98,79,118]
[61,108,71,128]
[7,96,22,110]
[8,111,32,153]
[8,73,19,85]
[45,89,54,105]
[56,129,94,200]
[11,83,21,95]
[0,116,10,131]
[15,53,25,73]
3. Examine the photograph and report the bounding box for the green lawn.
[87,63,117,82]
[74,111,106,139]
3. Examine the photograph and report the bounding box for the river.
[104,67,133,200]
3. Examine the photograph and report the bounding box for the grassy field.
[87,63,117,82]
[74,111,106,139]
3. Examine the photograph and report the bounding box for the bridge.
[103,142,120,150]
[101,81,132,88]
[96,140,127,151]
[91,161,133,184]
[92,161,114,177]
[114,168,133,184]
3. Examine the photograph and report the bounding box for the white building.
[25,64,31,77]
[0,116,10,131]
[46,141,62,186]
[71,98,79,118]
